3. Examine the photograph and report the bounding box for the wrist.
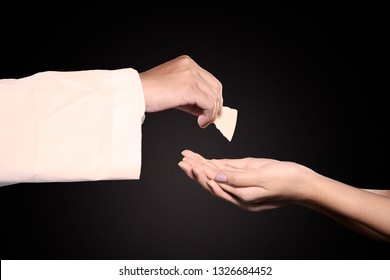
[139,72,152,112]
[291,164,323,204]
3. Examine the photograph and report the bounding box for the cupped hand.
[178,150,315,211]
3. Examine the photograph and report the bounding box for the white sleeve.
[0,68,145,187]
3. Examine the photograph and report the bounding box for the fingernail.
[215,173,227,183]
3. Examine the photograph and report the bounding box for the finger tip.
[178,160,191,171]
[182,149,195,157]
[197,115,212,128]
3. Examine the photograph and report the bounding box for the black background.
[1,3,389,259]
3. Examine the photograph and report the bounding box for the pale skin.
[178,150,390,242]
[139,54,223,128]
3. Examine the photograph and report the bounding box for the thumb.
[197,101,217,128]
[197,114,211,128]
[214,170,258,187]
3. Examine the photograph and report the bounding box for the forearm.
[300,199,389,242]
[298,173,390,242]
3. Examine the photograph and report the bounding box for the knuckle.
[229,175,238,186]
[177,54,194,66]
[181,67,197,79]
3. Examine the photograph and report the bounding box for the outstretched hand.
[178,149,315,211]
[140,55,223,128]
